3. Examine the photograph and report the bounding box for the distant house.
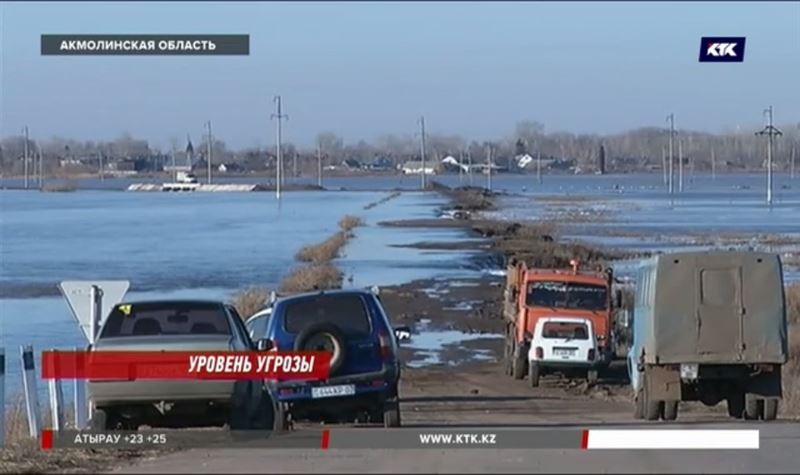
[218,162,244,173]
[402,161,437,175]
[342,159,362,170]
[440,156,466,173]
[368,157,394,170]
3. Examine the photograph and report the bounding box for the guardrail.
[1,345,88,446]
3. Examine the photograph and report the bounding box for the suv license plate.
[311,384,356,399]
[553,348,577,357]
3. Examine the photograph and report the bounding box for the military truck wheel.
[528,362,540,388]
[726,392,745,418]
[762,399,778,421]
[633,389,644,420]
[663,401,679,421]
[642,383,662,421]
[744,395,762,420]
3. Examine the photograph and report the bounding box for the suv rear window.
[541,321,589,340]
[100,302,231,338]
[283,294,370,336]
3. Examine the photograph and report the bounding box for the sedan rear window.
[100,302,231,338]
[283,294,370,336]
[541,321,589,340]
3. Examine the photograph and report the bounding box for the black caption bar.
[41,35,249,56]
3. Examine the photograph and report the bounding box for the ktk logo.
[699,37,746,62]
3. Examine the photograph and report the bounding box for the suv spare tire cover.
[294,322,348,376]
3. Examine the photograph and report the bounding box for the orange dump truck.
[502,257,621,380]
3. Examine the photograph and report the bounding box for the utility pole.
[666,114,676,195]
[467,149,473,185]
[536,150,542,184]
[756,105,782,206]
[317,141,323,187]
[486,144,493,191]
[458,150,464,184]
[271,96,288,200]
[711,146,716,181]
[661,145,667,185]
[37,146,43,187]
[678,138,684,192]
[791,143,796,180]
[418,116,427,190]
[98,152,104,181]
[23,126,29,189]
[205,120,213,185]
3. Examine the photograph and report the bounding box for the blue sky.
[1,1,798,148]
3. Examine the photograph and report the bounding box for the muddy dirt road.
[111,363,800,474]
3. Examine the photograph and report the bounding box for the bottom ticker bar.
[41,429,760,450]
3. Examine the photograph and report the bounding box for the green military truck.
[627,250,788,421]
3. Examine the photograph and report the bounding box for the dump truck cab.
[503,258,616,380]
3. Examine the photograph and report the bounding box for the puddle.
[442,300,482,311]
[404,319,504,368]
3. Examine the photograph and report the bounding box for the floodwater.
[0,189,477,398]
[2,172,797,399]
[482,173,800,281]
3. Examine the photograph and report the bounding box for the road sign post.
[58,281,130,345]
[58,281,129,430]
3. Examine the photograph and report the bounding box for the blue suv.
[251,288,409,429]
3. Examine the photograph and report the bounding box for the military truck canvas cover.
[637,250,787,365]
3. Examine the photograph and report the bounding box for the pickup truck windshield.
[100,302,231,338]
[526,281,608,311]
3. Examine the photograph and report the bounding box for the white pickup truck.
[526,316,600,387]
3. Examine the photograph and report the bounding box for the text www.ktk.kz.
[418,433,498,445]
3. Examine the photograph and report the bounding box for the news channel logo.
[699,37,746,63]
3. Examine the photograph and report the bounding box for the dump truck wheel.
[528,362,540,388]
[663,401,678,421]
[726,392,745,418]
[511,353,526,380]
[744,395,762,420]
[762,399,778,421]
[503,339,513,376]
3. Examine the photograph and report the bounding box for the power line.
[666,114,676,195]
[271,96,288,200]
[755,106,782,206]
[205,120,213,185]
[418,116,427,190]
[23,126,29,189]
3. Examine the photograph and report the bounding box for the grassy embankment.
[231,214,364,318]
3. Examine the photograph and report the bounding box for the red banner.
[41,350,331,381]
